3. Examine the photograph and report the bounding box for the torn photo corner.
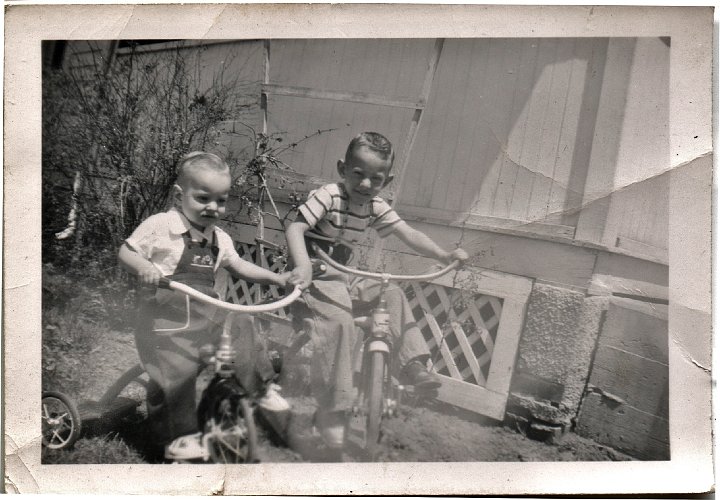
[3,3,714,496]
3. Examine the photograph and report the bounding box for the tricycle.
[42,278,302,463]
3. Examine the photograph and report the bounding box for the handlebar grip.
[158,277,171,289]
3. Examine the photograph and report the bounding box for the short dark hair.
[176,151,229,187]
[345,132,395,166]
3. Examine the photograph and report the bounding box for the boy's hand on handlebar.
[278,271,305,290]
[443,248,469,266]
[277,272,292,288]
[139,265,163,286]
[288,265,313,291]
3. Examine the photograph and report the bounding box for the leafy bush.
[41,40,342,394]
[43,41,253,276]
[42,42,259,394]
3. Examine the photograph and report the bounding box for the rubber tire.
[364,350,386,455]
[42,391,82,450]
[208,396,259,464]
[239,398,259,463]
[98,363,146,407]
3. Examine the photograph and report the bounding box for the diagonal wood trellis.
[414,267,531,419]
[225,242,292,324]
[405,282,503,388]
[226,240,532,421]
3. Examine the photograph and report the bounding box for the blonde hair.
[176,151,229,187]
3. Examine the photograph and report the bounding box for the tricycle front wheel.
[206,396,258,464]
[364,350,386,455]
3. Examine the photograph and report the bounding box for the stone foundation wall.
[506,283,670,460]
[506,283,609,430]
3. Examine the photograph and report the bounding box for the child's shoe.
[164,432,209,461]
[401,360,442,391]
[257,383,290,413]
[313,410,345,450]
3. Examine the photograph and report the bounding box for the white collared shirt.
[125,207,243,277]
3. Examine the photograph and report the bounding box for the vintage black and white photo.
[4,4,713,495]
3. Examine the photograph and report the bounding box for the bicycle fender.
[366,339,390,354]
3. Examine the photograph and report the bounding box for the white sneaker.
[257,383,290,412]
[314,410,346,450]
[164,432,209,461]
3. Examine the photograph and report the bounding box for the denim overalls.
[135,232,263,443]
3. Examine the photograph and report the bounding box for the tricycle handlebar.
[158,277,302,313]
[313,246,460,281]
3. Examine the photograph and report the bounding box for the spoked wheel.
[42,391,81,450]
[364,350,387,456]
[199,375,258,464]
[205,397,258,464]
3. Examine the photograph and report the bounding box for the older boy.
[119,151,295,460]
[286,132,468,448]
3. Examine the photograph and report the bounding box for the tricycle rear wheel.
[98,363,147,409]
[42,391,81,450]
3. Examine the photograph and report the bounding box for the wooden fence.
[226,240,531,421]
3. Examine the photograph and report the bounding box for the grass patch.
[42,263,136,395]
[42,435,146,464]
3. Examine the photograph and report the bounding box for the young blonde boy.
[286,132,468,448]
[118,151,295,460]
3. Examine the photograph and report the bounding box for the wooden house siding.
[268,39,431,99]
[265,95,416,181]
[608,172,669,262]
[56,37,670,269]
[605,37,669,259]
[399,39,607,228]
[262,39,433,182]
[575,37,669,262]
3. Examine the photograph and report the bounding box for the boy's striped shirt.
[299,182,401,245]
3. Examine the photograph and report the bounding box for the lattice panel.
[225,242,291,322]
[405,282,504,387]
[225,242,508,390]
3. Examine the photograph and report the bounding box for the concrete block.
[510,370,564,403]
[504,409,567,444]
[527,421,566,444]
[602,297,668,360]
[509,284,608,425]
[576,392,669,460]
[576,296,669,460]
[591,346,669,419]
[506,393,566,424]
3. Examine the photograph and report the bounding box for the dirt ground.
[44,328,632,464]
